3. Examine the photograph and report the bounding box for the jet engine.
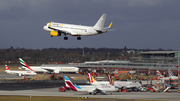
[50,31,59,36]
[18,74,22,76]
[54,70,59,73]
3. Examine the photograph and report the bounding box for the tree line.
[0,46,168,65]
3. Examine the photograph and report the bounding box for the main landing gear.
[64,34,68,40]
[62,35,81,40]
[77,36,81,40]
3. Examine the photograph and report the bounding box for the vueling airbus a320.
[43,14,112,40]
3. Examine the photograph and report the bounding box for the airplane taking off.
[64,76,119,95]
[4,65,36,76]
[43,14,113,40]
[19,58,79,73]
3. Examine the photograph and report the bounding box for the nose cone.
[76,68,79,73]
[43,25,52,31]
[43,26,46,30]
[43,25,48,31]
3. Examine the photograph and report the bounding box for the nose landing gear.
[64,37,68,40]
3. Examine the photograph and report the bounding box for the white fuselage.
[20,66,79,73]
[159,76,178,83]
[5,70,36,76]
[43,22,106,36]
[76,85,118,92]
[41,66,79,73]
[114,81,142,88]
[90,81,141,88]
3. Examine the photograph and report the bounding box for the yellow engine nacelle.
[50,31,59,36]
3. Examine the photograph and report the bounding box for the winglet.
[48,21,52,27]
[108,22,113,28]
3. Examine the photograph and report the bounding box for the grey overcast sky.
[0,0,180,50]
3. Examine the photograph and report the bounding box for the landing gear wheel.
[77,37,81,40]
[64,37,68,40]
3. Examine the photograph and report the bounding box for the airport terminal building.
[130,51,180,64]
[42,51,180,69]
[41,51,179,75]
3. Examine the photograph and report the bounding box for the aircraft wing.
[60,29,78,36]
[94,88,106,95]
[87,89,96,93]
[41,68,54,73]
[125,85,136,88]
[87,88,97,94]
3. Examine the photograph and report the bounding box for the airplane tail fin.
[5,65,10,71]
[94,14,107,29]
[107,74,114,85]
[167,69,174,77]
[64,76,78,91]
[156,70,164,79]
[87,73,96,84]
[19,58,34,71]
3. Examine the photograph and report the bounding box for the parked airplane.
[156,70,178,81]
[41,66,79,73]
[156,70,165,79]
[87,73,142,89]
[64,76,119,95]
[4,65,36,76]
[156,70,178,86]
[167,69,178,79]
[19,58,79,73]
[43,14,113,40]
[156,70,178,79]
[19,58,48,73]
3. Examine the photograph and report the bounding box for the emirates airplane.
[43,14,112,40]
[19,58,79,73]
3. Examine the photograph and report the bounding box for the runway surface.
[0,72,33,79]
[0,87,179,101]
[0,82,179,101]
[0,72,180,100]
[0,81,88,90]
